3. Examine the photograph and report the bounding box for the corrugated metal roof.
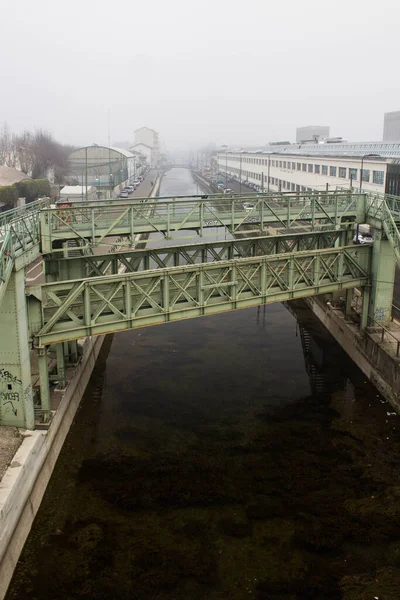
[224,141,400,160]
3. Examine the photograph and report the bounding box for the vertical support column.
[368,230,396,324]
[361,286,370,331]
[38,347,50,412]
[0,269,35,428]
[56,343,66,389]
[345,288,353,320]
[68,341,79,365]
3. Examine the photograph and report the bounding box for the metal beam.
[45,229,349,280]
[31,244,371,347]
[39,192,361,252]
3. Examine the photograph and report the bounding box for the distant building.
[383,111,400,141]
[131,127,160,166]
[296,125,330,144]
[217,140,400,195]
[0,166,31,187]
[59,185,97,202]
[67,146,136,199]
[131,143,153,165]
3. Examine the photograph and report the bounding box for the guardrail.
[367,314,400,357]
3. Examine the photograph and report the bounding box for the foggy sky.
[1,0,398,151]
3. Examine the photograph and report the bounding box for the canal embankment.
[0,172,162,600]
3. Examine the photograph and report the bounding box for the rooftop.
[0,166,31,187]
[221,141,400,160]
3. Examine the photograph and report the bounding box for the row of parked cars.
[119,176,144,199]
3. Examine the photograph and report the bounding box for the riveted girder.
[39,192,361,253]
[44,229,349,281]
[30,244,371,347]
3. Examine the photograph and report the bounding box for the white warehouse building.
[217,141,400,196]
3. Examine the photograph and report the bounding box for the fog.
[1,0,398,150]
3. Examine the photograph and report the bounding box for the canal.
[6,169,400,600]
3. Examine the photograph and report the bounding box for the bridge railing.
[40,191,360,252]
[0,198,48,305]
[31,243,371,347]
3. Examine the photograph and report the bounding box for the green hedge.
[0,185,18,207]
[0,178,51,208]
[16,179,50,203]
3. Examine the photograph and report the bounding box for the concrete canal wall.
[0,174,162,600]
[306,296,400,412]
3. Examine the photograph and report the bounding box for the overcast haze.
[1,0,398,150]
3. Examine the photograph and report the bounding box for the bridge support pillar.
[38,347,50,414]
[345,288,353,319]
[56,343,66,389]
[368,230,396,325]
[361,286,370,331]
[0,270,35,428]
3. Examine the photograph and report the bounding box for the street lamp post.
[109,173,113,198]
[359,153,381,192]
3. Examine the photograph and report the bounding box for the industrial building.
[67,146,142,198]
[383,111,400,141]
[296,125,330,143]
[131,127,160,167]
[217,141,400,196]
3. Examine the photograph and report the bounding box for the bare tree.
[0,123,17,168]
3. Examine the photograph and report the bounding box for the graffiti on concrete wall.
[0,369,22,417]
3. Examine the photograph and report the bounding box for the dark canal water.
[6,169,400,600]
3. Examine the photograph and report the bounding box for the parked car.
[353,232,373,244]
[133,180,141,186]
[223,188,232,194]
[119,190,129,198]
[243,202,256,211]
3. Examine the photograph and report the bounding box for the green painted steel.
[30,244,371,347]
[0,198,49,305]
[0,270,35,428]
[2,189,400,427]
[39,192,361,253]
[45,229,349,281]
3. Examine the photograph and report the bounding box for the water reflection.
[6,170,400,600]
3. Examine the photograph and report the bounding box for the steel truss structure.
[31,244,370,347]
[45,229,349,280]
[1,188,400,427]
[39,191,361,252]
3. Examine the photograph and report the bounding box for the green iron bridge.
[0,190,399,428]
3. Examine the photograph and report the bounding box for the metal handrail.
[367,314,400,357]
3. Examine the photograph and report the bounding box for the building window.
[322,165,328,175]
[329,166,337,177]
[314,164,320,174]
[308,164,313,173]
[279,161,282,168]
[339,167,346,178]
[349,168,357,181]
[373,170,384,185]
[292,162,296,170]
[296,184,300,192]
[361,169,370,182]
[291,183,295,191]
[297,163,301,171]
[282,161,286,169]
[302,163,307,172]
